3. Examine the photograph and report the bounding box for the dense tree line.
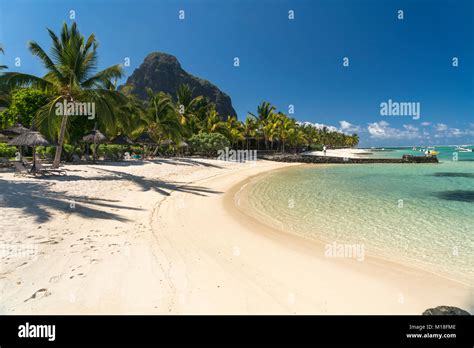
[0,23,358,164]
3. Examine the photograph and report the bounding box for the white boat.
[457,146,473,152]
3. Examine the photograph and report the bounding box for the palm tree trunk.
[52,115,68,168]
[32,146,37,172]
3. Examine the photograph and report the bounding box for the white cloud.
[339,120,360,133]
[434,123,448,132]
[367,121,420,140]
[432,123,468,138]
[403,124,418,132]
[420,122,431,127]
[448,128,463,137]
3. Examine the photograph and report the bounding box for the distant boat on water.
[456,145,473,152]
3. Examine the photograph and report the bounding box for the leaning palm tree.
[0,23,127,167]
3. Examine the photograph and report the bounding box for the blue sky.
[0,0,473,146]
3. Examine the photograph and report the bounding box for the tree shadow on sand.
[33,168,222,197]
[0,180,143,224]
[67,158,224,169]
[147,158,224,168]
[0,165,222,224]
[433,190,474,203]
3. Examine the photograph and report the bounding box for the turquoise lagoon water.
[241,146,474,285]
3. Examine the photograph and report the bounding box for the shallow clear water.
[241,146,474,285]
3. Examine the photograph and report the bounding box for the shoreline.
[153,160,472,314]
[227,164,471,288]
[1,159,472,314]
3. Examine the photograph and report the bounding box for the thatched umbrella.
[83,129,107,162]
[110,134,134,145]
[8,130,50,171]
[135,132,155,144]
[1,123,30,159]
[135,132,155,158]
[0,123,29,136]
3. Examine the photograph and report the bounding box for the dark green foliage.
[188,132,230,156]
[0,143,17,157]
[3,88,49,127]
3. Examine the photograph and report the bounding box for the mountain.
[121,52,236,118]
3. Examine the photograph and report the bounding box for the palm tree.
[176,84,211,135]
[145,90,182,145]
[204,108,227,135]
[242,116,258,150]
[249,101,276,150]
[225,116,243,148]
[0,22,127,167]
[351,133,359,147]
[278,115,296,153]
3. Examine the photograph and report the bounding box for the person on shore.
[323,145,327,156]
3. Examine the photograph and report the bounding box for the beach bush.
[188,132,230,156]
[36,145,81,161]
[91,144,124,160]
[0,143,17,158]
[36,146,56,159]
[0,109,16,129]
[62,144,82,161]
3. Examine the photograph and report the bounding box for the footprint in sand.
[49,275,61,283]
[39,239,59,245]
[24,288,51,302]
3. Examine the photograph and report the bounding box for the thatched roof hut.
[8,130,50,171]
[83,129,107,144]
[135,132,155,144]
[8,130,50,147]
[110,134,134,145]
[0,123,29,136]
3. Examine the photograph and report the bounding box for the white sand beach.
[0,159,471,314]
